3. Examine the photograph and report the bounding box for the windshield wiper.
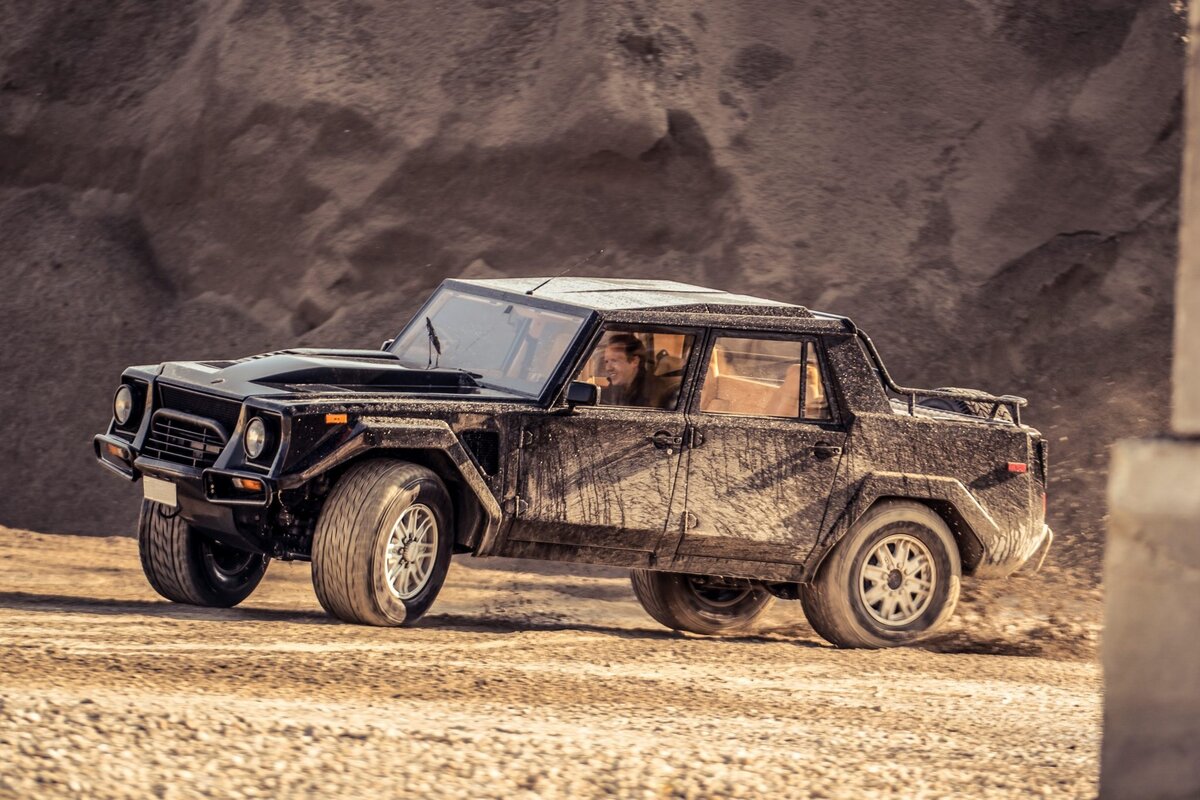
[425,317,442,369]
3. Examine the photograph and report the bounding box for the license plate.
[143,476,178,508]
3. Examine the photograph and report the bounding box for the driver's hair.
[604,333,648,366]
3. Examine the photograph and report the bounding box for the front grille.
[143,411,229,469]
[158,384,242,434]
[141,385,243,469]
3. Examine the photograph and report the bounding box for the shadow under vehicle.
[94,278,1052,648]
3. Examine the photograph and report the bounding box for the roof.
[448,277,814,317]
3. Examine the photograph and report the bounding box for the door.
[669,333,848,564]
[508,326,700,553]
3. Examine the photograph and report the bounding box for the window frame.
[563,322,705,414]
[690,329,841,423]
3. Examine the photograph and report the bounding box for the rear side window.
[699,336,832,420]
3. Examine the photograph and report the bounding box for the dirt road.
[0,528,1101,798]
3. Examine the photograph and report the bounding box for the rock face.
[0,0,1183,570]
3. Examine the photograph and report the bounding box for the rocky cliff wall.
[0,0,1184,573]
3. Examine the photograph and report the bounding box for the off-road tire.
[919,387,1014,422]
[800,500,960,648]
[630,570,775,635]
[311,459,453,627]
[137,499,269,607]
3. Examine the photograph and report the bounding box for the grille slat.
[158,385,241,433]
[145,437,222,459]
[143,386,241,470]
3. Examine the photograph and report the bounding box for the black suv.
[94,278,1052,648]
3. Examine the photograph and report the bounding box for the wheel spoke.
[381,504,439,600]
[885,596,902,620]
[858,532,939,626]
[415,564,426,592]
[862,564,889,583]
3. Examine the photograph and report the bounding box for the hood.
[156,349,519,400]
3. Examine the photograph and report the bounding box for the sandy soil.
[0,527,1100,798]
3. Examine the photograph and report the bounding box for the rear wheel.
[311,459,453,626]
[800,500,960,648]
[137,499,269,607]
[630,570,774,635]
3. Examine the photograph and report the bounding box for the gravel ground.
[0,528,1101,798]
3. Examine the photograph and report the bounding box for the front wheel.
[310,459,453,626]
[137,499,269,607]
[800,500,961,648]
[630,570,774,635]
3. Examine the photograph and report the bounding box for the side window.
[699,336,832,420]
[573,328,695,410]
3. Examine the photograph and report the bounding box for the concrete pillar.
[1102,444,1200,798]
[1176,1,1200,436]
[1101,5,1200,798]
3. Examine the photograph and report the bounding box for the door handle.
[650,431,683,450]
[812,442,843,459]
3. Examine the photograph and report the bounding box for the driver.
[600,334,675,409]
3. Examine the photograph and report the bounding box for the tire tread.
[630,569,774,635]
[138,500,210,605]
[800,500,960,648]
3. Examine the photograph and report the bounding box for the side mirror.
[565,381,600,408]
[380,338,395,351]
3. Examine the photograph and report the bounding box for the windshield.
[390,288,589,398]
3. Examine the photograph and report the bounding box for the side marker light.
[326,413,348,424]
[1007,462,1028,473]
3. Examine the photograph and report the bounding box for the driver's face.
[604,345,640,388]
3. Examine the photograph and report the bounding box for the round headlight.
[113,385,134,425]
[244,417,268,460]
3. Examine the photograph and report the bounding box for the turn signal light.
[104,443,125,459]
[233,478,263,492]
[1007,462,1028,473]
[326,413,348,424]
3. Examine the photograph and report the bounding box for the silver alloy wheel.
[858,533,936,626]
[383,504,438,601]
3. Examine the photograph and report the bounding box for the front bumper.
[94,433,277,553]
[93,434,138,481]
[94,433,276,508]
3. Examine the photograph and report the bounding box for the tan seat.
[766,364,803,417]
[702,373,778,416]
[804,362,831,419]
